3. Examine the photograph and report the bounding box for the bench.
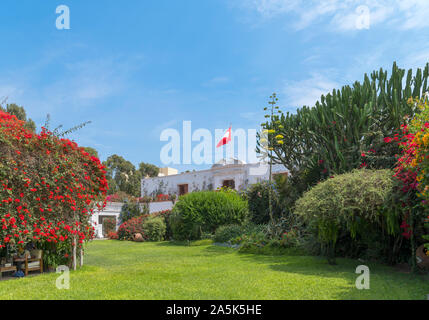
[0,265,17,279]
[24,250,43,276]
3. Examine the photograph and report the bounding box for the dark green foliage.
[170,191,248,241]
[119,200,148,223]
[214,225,243,243]
[142,216,166,241]
[103,154,141,196]
[169,210,200,241]
[259,62,429,178]
[139,162,159,178]
[244,182,283,224]
[152,210,173,240]
[103,154,159,197]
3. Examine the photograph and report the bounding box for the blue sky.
[1,0,429,172]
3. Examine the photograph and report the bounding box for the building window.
[178,184,188,196]
[222,179,235,189]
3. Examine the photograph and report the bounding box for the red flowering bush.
[0,111,108,255]
[117,216,146,241]
[384,97,429,257]
[107,231,118,240]
[156,194,170,202]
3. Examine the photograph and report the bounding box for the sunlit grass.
[0,240,428,300]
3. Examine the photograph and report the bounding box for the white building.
[92,158,287,238]
[92,201,174,238]
[141,158,288,197]
[91,202,123,238]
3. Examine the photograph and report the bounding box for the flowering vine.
[0,111,108,257]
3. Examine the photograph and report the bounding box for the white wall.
[149,201,173,213]
[141,169,215,196]
[141,162,287,197]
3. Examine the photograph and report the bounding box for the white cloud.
[401,48,429,70]
[0,53,145,119]
[283,73,340,108]
[240,0,429,32]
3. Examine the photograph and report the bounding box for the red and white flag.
[216,126,232,148]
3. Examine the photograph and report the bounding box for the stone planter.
[416,244,429,269]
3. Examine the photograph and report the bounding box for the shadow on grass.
[155,239,215,247]
[154,241,188,247]
[236,251,429,299]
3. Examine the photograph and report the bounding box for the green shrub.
[171,191,248,241]
[294,169,396,263]
[214,225,243,243]
[152,210,173,240]
[244,182,283,224]
[236,228,305,256]
[142,216,166,241]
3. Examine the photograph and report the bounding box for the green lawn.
[0,240,428,300]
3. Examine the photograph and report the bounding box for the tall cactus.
[258,62,429,178]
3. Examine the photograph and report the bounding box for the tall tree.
[138,162,159,178]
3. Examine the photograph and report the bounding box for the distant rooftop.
[211,158,246,169]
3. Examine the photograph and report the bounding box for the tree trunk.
[80,247,83,267]
[72,237,77,271]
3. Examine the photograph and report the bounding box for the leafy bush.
[152,210,173,240]
[171,191,248,241]
[214,225,243,243]
[117,216,146,241]
[142,216,166,241]
[107,231,119,240]
[119,200,148,223]
[0,111,108,256]
[387,97,429,266]
[294,169,395,263]
[279,229,300,248]
[243,182,283,224]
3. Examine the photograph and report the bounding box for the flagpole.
[228,123,232,162]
